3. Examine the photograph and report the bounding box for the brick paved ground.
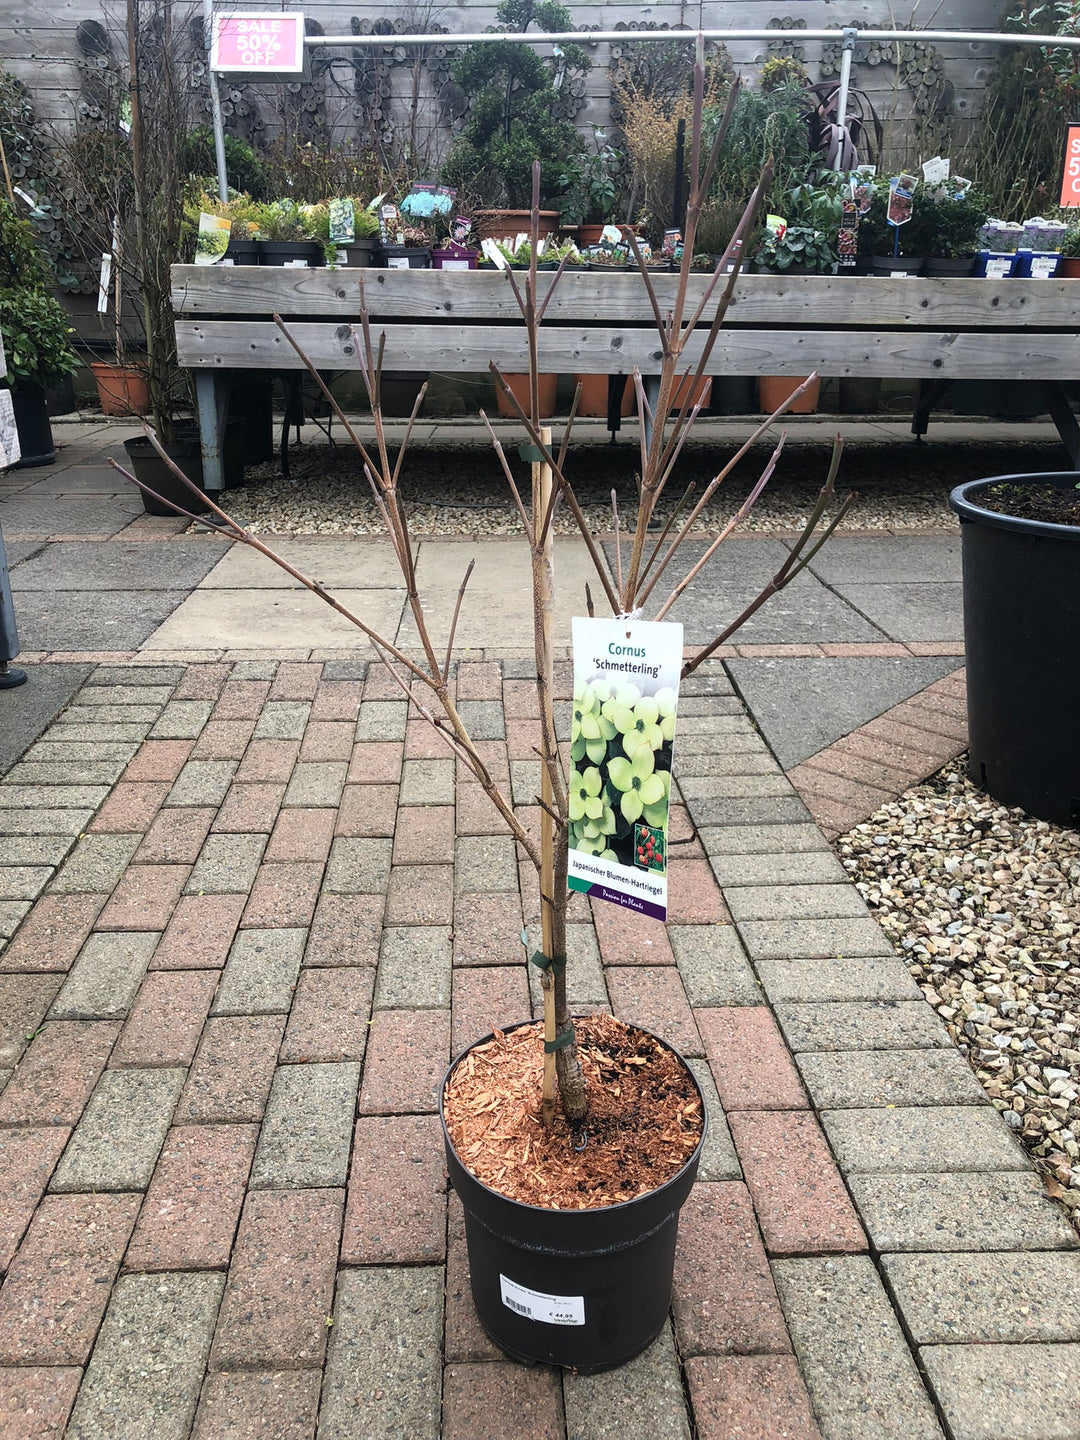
[1,656,1078,1440]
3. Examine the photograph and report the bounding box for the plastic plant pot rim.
[440,1015,707,1221]
[950,473,1080,543]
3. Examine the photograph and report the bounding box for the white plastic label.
[500,1275,585,1326]
[387,256,410,269]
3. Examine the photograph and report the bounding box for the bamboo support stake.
[535,424,558,1129]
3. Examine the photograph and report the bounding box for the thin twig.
[443,559,475,678]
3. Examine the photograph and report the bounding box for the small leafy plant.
[755,223,836,273]
[0,289,78,389]
[559,128,623,225]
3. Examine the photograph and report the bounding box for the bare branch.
[478,408,534,542]
[443,559,475,678]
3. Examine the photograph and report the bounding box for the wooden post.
[535,424,557,1128]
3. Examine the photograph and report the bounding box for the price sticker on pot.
[567,616,683,922]
[1061,125,1080,207]
[500,1275,585,1326]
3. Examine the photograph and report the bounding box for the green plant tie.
[529,949,567,975]
[517,443,545,463]
[544,1027,574,1054]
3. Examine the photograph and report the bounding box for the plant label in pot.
[567,617,682,921]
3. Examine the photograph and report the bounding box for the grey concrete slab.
[250,1061,361,1188]
[709,850,849,887]
[672,925,761,1007]
[4,540,46,567]
[66,1272,224,1440]
[564,1322,691,1439]
[883,1252,1080,1344]
[143,587,405,652]
[699,823,832,855]
[833,582,964,644]
[726,883,870,923]
[199,537,404,589]
[13,589,189,651]
[50,1067,185,1191]
[212,928,304,1016]
[0,662,94,775]
[50,931,157,1020]
[8,540,229,591]
[319,1268,443,1440]
[847,1172,1080,1253]
[799,1049,987,1108]
[374,927,452,1010]
[771,1255,944,1440]
[737,915,891,960]
[0,494,141,534]
[724,656,960,768]
[777,1001,952,1053]
[822,1106,1029,1175]
[603,536,883,644]
[685,1059,741,1183]
[921,1343,1080,1440]
[805,534,963,585]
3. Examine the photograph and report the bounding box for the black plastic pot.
[923,255,976,277]
[224,238,261,266]
[340,238,381,268]
[441,1021,706,1373]
[871,254,924,276]
[11,384,56,467]
[950,474,1080,826]
[379,372,426,418]
[380,245,430,269]
[123,434,210,515]
[258,240,323,268]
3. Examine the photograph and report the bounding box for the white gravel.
[840,764,1080,1234]
[220,442,985,537]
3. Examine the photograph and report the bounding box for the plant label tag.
[500,1275,585,1326]
[567,616,683,922]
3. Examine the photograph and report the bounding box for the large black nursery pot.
[123,433,210,516]
[441,1021,706,1374]
[950,473,1080,826]
[11,383,56,467]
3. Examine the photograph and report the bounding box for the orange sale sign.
[1060,125,1080,207]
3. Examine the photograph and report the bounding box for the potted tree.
[950,474,1080,826]
[0,200,78,467]
[442,0,588,236]
[126,65,853,1373]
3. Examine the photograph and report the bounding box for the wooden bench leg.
[194,371,231,494]
[1039,381,1080,468]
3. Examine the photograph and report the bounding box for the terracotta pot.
[474,210,560,241]
[1057,257,1080,278]
[671,375,712,409]
[574,374,632,418]
[759,375,821,415]
[576,223,607,246]
[496,372,558,419]
[89,361,150,417]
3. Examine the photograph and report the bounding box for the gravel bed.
[220,439,1065,537]
[840,765,1080,1232]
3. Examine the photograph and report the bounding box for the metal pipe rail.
[305,29,1080,50]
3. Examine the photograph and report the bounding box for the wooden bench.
[171,266,1080,490]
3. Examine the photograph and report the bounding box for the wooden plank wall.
[2,0,1010,145]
